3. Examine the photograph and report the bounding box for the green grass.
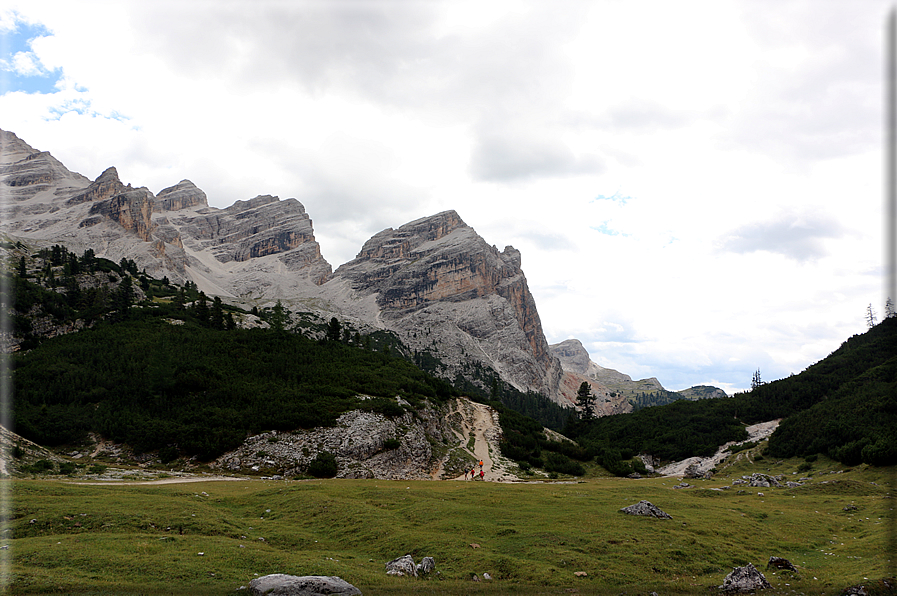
[3,461,894,595]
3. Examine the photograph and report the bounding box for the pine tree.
[326,317,341,342]
[866,303,877,328]
[576,381,594,420]
[751,369,762,390]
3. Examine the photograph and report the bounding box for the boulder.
[749,473,781,488]
[766,556,797,572]
[718,563,772,592]
[385,554,417,577]
[619,500,672,519]
[247,574,361,596]
[416,557,435,576]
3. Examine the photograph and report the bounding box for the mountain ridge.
[0,128,720,405]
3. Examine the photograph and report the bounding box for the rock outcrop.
[330,211,563,399]
[385,555,417,577]
[214,397,498,480]
[247,574,361,596]
[718,563,772,592]
[619,500,673,519]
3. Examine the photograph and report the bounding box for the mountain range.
[0,128,722,410]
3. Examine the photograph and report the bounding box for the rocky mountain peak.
[331,210,562,398]
[155,179,208,211]
[355,209,466,261]
[0,129,38,164]
[66,167,129,206]
[550,338,592,375]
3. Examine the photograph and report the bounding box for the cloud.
[469,126,604,182]
[717,210,848,262]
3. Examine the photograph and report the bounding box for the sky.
[0,1,892,394]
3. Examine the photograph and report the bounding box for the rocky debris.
[672,482,692,489]
[619,500,672,519]
[415,557,436,576]
[215,401,457,480]
[718,563,772,592]
[247,574,361,595]
[786,481,803,488]
[766,556,797,572]
[684,463,711,479]
[385,555,417,577]
[748,473,782,488]
[574,571,588,577]
[482,572,492,580]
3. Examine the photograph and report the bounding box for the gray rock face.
[0,128,332,291]
[718,563,772,592]
[154,179,207,211]
[619,500,672,519]
[332,210,562,399]
[248,574,361,596]
[385,555,417,577]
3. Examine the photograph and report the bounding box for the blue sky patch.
[590,221,628,237]
[592,191,631,205]
[0,19,63,95]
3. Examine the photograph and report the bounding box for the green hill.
[565,316,897,473]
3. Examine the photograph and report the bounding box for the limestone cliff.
[0,128,332,294]
[329,211,563,400]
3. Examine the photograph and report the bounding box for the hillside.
[565,316,897,474]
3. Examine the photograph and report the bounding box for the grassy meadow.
[4,455,894,595]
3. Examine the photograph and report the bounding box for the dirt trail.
[441,398,518,482]
[70,476,244,486]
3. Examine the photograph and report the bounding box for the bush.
[382,438,401,450]
[22,459,55,474]
[88,463,107,474]
[544,451,585,476]
[159,446,179,464]
[57,461,77,475]
[307,451,338,478]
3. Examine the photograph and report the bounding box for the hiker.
[479,469,484,480]
[479,460,483,470]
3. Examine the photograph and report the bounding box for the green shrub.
[382,438,401,450]
[544,451,585,476]
[57,461,77,475]
[307,451,338,478]
[88,463,107,474]
[23,459,55,474]
[159,446,179,464]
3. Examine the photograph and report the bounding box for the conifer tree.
[576,381,594,420]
